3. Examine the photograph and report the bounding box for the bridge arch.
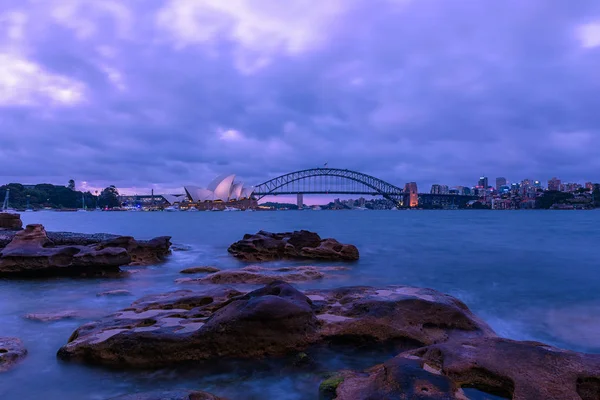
[252,168,404,203]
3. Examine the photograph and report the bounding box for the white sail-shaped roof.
[163,194,184,205]
[240,186,254,199]
[207,174,236,201]
[231,183,243,200]
[184,186,215,202]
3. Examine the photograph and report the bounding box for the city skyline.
[2,1,600,193]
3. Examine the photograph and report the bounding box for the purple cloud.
[1,0,600,194]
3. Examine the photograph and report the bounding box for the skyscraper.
[404,182,418,207]
[548,177,561,191]
[478,176,489,189]
[430,184,441,194]
[496,177,507,191]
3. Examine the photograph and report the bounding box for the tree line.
[0,180,121,210]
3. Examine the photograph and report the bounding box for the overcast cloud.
[1,0,600,194]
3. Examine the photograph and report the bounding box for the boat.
[223,207,241,212]
[164,206,180,212]
[187,207,199,212]
[245,209,254,212]
[1,189,17,214]
[77,193,87,212]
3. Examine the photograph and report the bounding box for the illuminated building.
[184,174,256,210]
[548,177,561,191]
[404,182,418,207]
[478,176,489,189]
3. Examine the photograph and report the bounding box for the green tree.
[68,179,75,190]
[536,191,574,209]
[98,186,120,209]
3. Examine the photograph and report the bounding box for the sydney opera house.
[182,174,256,210]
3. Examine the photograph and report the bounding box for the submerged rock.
[180,266,220,274]
[176,266,330,285]
[97,290,133,297]
[0,337,27,372]
[227,230,359,262]
[0,224,171,278]
[334,337,600,400]
[107,389,224,400]
[24,310,106,322]
[57,282,493,368]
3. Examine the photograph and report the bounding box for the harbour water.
[1,210,599,399]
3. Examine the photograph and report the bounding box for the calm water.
[1,210,599,399]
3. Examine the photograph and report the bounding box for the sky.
[1,0,600,196]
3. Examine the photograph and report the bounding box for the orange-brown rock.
[0,212,22,230]
[227,230,359,262]
[334,337,600,400]
[0,224,130,277]
[180,266,220,274]
[176,266,328,285]
[57,283,493,368]
[0,224,172,277]
[0,337,27,372]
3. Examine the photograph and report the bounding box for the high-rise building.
[585,182,594,191]
[478,176,489,189]
[548,177,561,191]
[430,184,440,194]
[496,177,507,190]
[404,182,418,207]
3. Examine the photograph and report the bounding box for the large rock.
[227,230,359,262]
[0,224,172,278]
[107,389,224,400]
[0,337,27,372]
[334,337,600,400]
[57,283,493,368]
[0,212,22,230]
[94,235,172,266]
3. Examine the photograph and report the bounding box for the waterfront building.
[496,177,507,190]
[548,177,561,191]
[478,176,489,189]
[184,174,256,210]
[430,184,442,194]
[404,182,419,207]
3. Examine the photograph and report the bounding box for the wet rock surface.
[334,337,600,400]
[24,309,106,322]
[96,290,133,297]
[57,282,493,368]
[180,266,221,274]
[227,230,359,262]
[0,337,27,372]
[176,266,347,284]
[0,224,171,278]
[107,389,224,400]
[0,212,22,230]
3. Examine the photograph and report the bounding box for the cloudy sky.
[1,0,600,195]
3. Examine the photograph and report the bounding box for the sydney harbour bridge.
[252,168,472,208]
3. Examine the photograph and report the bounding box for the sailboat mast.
[2,189,9,211]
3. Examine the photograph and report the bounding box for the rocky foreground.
[0,337,27,372]
[228,230,359,262]
[55,280,600,399]
[0,224,171,278]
